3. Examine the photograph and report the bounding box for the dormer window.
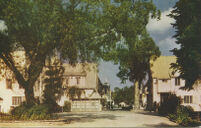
[175,77,180,86]
[6,79,12,89]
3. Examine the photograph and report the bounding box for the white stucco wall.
[153,78,201,111]
[0,79,25,113]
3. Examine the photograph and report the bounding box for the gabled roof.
[150,56,176,79]
[72,89,102,100]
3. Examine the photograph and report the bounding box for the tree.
[112,86,134,105]
[146,63,154,110]
[112,87,124,105]
[169,0,201,90]
[66,86,83,100]
[103,0,160,110]
[0,0,106,105]
[43,59,64,112]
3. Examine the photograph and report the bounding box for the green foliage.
[67,86,83,100]
[98,80,110,97]
[168,106,200,126]
[10,104,52,120]
[101,0,161,83]
[0,0,161,106]
[174,106,193,125]
[0,0,160,106]
[101,0,160,109]
[63,101,71,112]
[158,94,182,116]
[43,59,64,112]
[158,94,200,126]
[169,0,201,89]
[112,86,134,105]
[0,0,108,104]
[10,103,30,117]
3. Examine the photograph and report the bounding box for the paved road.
[0,111,178,127]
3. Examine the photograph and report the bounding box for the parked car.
[122,105,133,111]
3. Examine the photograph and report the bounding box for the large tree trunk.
[24,84,36,105]
[146,64,153,111]
[133,80,140,110]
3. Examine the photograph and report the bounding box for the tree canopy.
[169,0,201,90]
[0,0,107,104]
[102,0,160,109]
[0,0,160,107]
[112,86,134,105]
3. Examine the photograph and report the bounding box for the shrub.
[10,103,31,118]
[48,103,62,113]
[175,105,194,126]
[168,105,200,126]
[10,104,53,120]
[63,101,71,112]
[158,94,182,116]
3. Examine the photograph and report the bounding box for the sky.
[98,0,179,90]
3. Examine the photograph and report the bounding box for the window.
[76,77,80,85]
[184,96,193,104]
[175,77,180,86]
[12,96,23,105]
[6,79,12,89]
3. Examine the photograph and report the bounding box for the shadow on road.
[56,112,119,124]
[143,123,180,127]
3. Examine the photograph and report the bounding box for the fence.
[0,112,15,120]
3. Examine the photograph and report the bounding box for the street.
[0,111,178,127]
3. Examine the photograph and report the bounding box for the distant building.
[0,51,102,113]
[151,56,201,111]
